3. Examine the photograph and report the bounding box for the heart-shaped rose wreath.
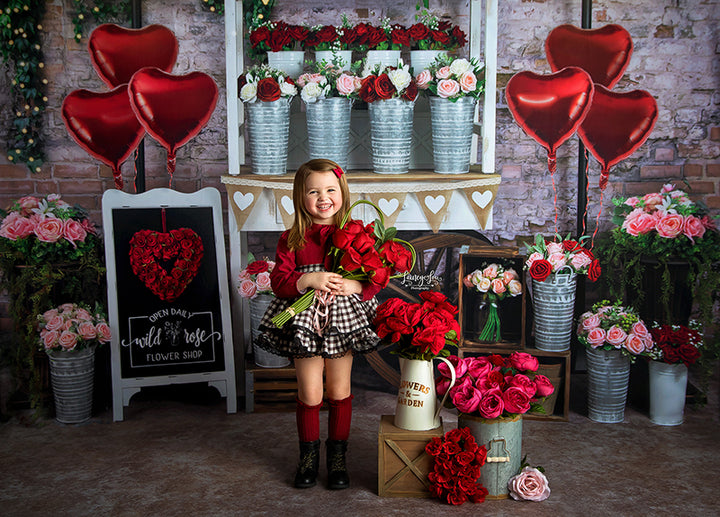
[129,228,204,302]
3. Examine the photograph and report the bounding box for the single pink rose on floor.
[508,466,551,502]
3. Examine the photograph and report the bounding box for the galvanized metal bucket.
[314,50,353,71]
[368,98,415,174]
[47,346,96,424]
[429,96,477,174]
[532,271,577,352]
[458,413,522,499]
[266,50,305,78]
[246,98,292,175]
[409,50,447,74]
[365,50,401,70]
[249,294,289,368]
[585,347,631,423]
[305,97,353,170]
[648,361,687,426]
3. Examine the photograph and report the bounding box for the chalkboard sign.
[103,188,236,421]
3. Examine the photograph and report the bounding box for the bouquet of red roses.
[374,291,460,361]
[425,427,489,505]
[359,61,418,103]
[648,323,702,367]
[271,200,415,328]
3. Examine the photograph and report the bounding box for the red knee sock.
[296,398,322,442]
[327,395,354,441]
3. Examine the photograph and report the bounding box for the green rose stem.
[478,295,501,342]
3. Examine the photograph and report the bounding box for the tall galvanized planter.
[458,413,522,499]
[249,294,289,368]
[368,98,415,174]
[266,50,305,78]
[532,271,577,352]
[648,361,687,426]
[428,96,478,174]
[305,97,353,170]
[47,346,96,424]
[585,347,631,423]
[246,98,292,175]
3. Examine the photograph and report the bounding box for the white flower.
[449,58,472,77]
[301,82,324,103]
[240,83,257,103]
[279,79,298,97]
[388,68,411,92]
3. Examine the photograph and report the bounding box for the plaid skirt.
[255,264,380,359]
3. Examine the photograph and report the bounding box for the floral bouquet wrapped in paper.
[373,291,460,361]
[463,263,522,342]
[437,352,555,418]
[576,300,655,362]
[37,302,111,353]
[524,233,601,283]
[271,200,415,328]
[238,253,275,299]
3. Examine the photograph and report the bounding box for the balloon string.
[167,153,176,189]
[132,148,138,194]
[581,147,590,236]
[591,190,604,249]
[161,207,167,233]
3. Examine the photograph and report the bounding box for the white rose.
[301,82,324,103]
[279,79,297,97]
[449,58,472,77]
[388,68,411,93]
[240,83,257,103]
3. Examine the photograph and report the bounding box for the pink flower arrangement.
[576,300,655,361]
[38,302,111,353]
[238,253,275,299]
[463,262,522,342]
[297,62,361,103]
[415,54,484,101]
[436,352,555,419]
[524,233,601,283]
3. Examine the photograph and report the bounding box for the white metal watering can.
[394,356,456,431]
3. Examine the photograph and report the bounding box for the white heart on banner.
[280,195,294,215]
[233,191,254,211]
[378,198,400,216]
[424,195,445,214]
[472,190,493,209]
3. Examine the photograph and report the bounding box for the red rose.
[354,22,372,45]
[314,25,337,43]
[391,27,410,47]
[408,23,430,41]
[468,484,489,503]
[430,29,451,46]
[287,24,309,43]
[379,240,413,273]
[451,26,467,47]
[367,25,387,48]
[438,21,452,31]
[369,265,391,288]
[412,326,446,355]
[402,80,418,101]
[339,27,357,46]
[256,77,281,102]
[562,239,580,251]
[375,297,408,322]
[374,73,396,100]
[246,260,269,275]
[352,231,376,254]
[359,75,379,103]
[587,259,602,282]
[339,247,362,272]
[267,30,292,52]
[529,259,552,282]
[249,26,270,48]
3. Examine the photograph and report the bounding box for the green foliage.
[70,0,131,41]
[200,0,224,15]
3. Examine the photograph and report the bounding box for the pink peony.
[476,388,504,419]
[509,352,539,372]
[34,216,65,243]
[439,355,467,379]
[465,357,492,380]
[533,374,555,398]
[509,374,537,398]
[606,325,628,347]
[508,466,551,502]
[96,322,112,343]
[586,327,607,347]
[255,272,272,292]
[623,211,657,236]
[415,69,432,89]
[435,66,451,79]
[452,384,482,414]
[682,215,706,242]
[503,386,531,414]
[655,213,684,238]
[491,278,506,295]
[482,263,499,279]
[78,321,98,341]
[580,313,601,331]
[0,212,36,240]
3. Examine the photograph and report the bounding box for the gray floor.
[1,366,719,517]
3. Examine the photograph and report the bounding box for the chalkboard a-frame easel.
[102,188,237,421]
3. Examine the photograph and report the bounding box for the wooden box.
[378,415,444,498]
[244,359,297,413]
[458,246,526,350]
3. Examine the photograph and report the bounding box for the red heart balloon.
[505,67,594,172]
[88,24,178,88]
[61,86,145,189]
[546,24,633,89]
[578,85,658,190]
[128,68,219,175]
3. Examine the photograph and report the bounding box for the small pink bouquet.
[576,300,655,362]
[415,54,484,101]
[237,253,275,299]
[463,262,522,342]
[38,302,111,353]
[297,62,361,103]
[524,233,601,283]
[437,352,555,419]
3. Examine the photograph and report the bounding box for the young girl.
[256,159,381,490]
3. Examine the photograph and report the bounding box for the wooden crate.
[458,246,526,350]
[378,415,444,498]
[244,359,297,413]
[457,345,571,422]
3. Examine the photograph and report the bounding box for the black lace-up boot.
[294,439,320,488]
[326,439,349,490]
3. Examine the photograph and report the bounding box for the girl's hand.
[331,278,362,297]
[297,271,344,293]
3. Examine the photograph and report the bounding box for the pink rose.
[0,212,36,240]
[631,321,649,339]
[451,384,482,414]
[482,263,499,279]
[336,73,358,96]
[238,279,258,299]
[255,272,272,292]
[509,352,539,372]
[34,216,65,243]
[435,66,451,79]
[701,215,716,230]
[624,196,640,208]
[546,242,563,255]
[682,215,706,242]
[477,388,504,419]
[59,303,75,313]
[580,313,601,331]
[491,278,506,295]
[458,71,477,93]
[415,69,432,89]
[96,322,112,343]
[465,357,492,380]
[462,274,474,288]
[503,386,531,414]
[17,195,40,215]
[623,211,657,236]
[503,269,519,282]
[78,321,98,341]
[44,314,65,332]
[525,251,544,269]
[547,252,567,271]
[507,280,522,296]
[624,333,645,355]
[606,325,628,347]
[42,329,59,350]
[508,466,551,502]
[63,219,87,244]
[586,327,606,347]
[656,213,684,238]
[58,330,78,350]
[509,374,537,398]
[439,355,467,379]
[42,308,58,322]
[570,252,592,270]
[533,374,555,398]
[75,308,92,321]
[436,78,460,98]
[643,192,663,208]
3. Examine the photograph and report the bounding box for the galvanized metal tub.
[429,96,477,174]
[532,272,577,352]
[246,98,292,175]
[305,97,353,170]
[47,346,96,424]
[586,347,631,423]
[368,98,415,174]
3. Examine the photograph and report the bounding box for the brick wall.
[1,0,719,332]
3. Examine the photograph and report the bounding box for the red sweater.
[270,223,381,301]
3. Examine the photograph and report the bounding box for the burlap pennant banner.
[225,183,263,230]
[272,189,296,229]
[365,192,407,228]
[416,190,453,233]
[463,183,500,229]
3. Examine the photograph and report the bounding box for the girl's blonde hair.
[286,159,350,251]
